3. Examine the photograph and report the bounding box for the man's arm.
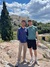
[36,31,39,40]
[17,29,20,40]
[36,31,40,45]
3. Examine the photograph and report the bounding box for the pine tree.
[0,1,13,41]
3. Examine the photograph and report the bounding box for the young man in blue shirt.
[15,20,27,67]
[27,20,39,66]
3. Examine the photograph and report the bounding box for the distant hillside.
[0,15,30,25]
[10,15,29,25]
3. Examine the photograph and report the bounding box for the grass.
[0,38,4,43]
[0,34,3,43]
[13,31,17,40]
[45,44,50,49]
[0,31,17,43]
[48,37,50,42]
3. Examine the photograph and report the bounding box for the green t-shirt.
[27,25,38,40]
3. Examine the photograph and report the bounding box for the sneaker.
[30,57,34,64]
[15,66,18,67]
[21,59,27,65]
[23,59,27,63]
[28,57,34,66]
[15,62,19,67]
[35,61,39,66]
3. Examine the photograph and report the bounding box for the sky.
[0,0,50,23]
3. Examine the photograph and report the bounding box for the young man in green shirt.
[27,20,39,66]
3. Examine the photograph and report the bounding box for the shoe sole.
[28,61,34,66]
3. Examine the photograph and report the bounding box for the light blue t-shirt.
[27,25,38,40]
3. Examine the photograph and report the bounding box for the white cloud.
[0,0,50,22]
[6,2,30,17]
[26,0,50,22]
[6,2,22,8]
[6,2,26,10]
[0,5,2,15]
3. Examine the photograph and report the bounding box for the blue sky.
[0,0,30,3]
[0,0,50,23]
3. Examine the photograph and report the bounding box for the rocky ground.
[0,40,50,67]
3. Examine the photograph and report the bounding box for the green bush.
[13,31,17,40]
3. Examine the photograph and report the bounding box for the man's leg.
[28,48,34,66]
[15,42,22,66]
[18,42,22,62]
[34,49,39,65]
[34,50,37,61]
[27,40,34,65]
[23,43,27,61]
[29,48,33,58]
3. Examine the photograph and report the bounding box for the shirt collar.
[21,27,25,29]
[29,25,33,27]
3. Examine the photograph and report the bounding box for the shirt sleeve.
[26,28,28,36]
[35,27,38,32]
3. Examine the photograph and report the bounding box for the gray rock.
[0,45,5,49]
[0,59,10,67]
[38,43,48,49]
[4,64,10,67]
[7,50,16,58]
[43,49,50,59]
